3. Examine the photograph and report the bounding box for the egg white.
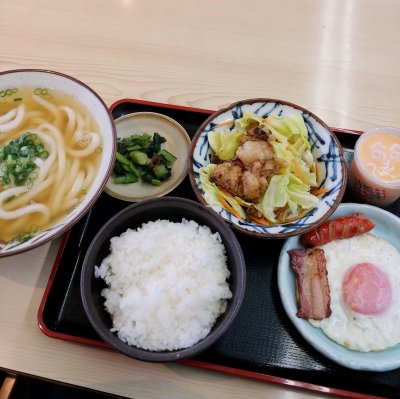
[309,233,400,352]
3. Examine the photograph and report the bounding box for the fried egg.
[309,233,400,352]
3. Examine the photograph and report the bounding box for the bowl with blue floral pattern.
[188,98,347,238]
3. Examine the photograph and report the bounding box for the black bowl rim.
[188,97,348,239]
[80,196,246,362]
[0,68,117,257]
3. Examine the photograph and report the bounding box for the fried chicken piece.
[211,161,243,197]
[211,125,280,203]
[249,159,278,178]
[240,125,269,143]
[236,140,274,165]
[241,171,268,202]
[211,160,277,203]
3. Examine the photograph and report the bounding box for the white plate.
[278,203,400,371]
[105,112,190,202]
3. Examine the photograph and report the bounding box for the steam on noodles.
[0,88,102,245]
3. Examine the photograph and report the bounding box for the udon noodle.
[0,88,102,245]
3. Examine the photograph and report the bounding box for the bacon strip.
[301,213,375,247]
[288,248,331,320]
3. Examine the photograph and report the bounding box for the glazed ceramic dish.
[189,98,347,238]
[80,196,246,362]
[278,203,400,371]
[0,69,116,257]
[105,112,190,202]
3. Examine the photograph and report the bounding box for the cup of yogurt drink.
[348,126,400,206]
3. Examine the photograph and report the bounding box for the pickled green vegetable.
[112,132,176,186]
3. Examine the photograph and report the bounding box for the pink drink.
[348,127,400,206]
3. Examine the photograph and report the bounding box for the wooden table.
[0,0,399,398]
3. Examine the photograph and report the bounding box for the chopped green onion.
[0,133,48,187]
[40,150,49,159]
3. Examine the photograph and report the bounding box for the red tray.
[38,99,399,399]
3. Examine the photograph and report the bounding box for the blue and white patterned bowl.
[188,98,347,238]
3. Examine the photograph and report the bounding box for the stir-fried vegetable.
[201,111,320,224]
[0,133,48,187]
[113,132,177,186]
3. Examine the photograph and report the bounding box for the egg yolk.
[342,262,392,315]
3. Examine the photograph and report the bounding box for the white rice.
[94,218,232,351]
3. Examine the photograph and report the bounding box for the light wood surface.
[1,0,399,398]
[0,374,16,399]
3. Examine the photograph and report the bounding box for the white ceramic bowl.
[189,98,347,238]
[0,69,116,257]
[278,203,400,371]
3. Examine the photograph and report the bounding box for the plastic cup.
[348,126,400,206]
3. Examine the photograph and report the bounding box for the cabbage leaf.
[258,172,319,222]
[208,128,243,161]
[257,174,289,222]
[235,110,265,130]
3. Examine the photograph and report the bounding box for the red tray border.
[38,99,384,399]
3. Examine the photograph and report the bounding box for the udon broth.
[0,87,102,244]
